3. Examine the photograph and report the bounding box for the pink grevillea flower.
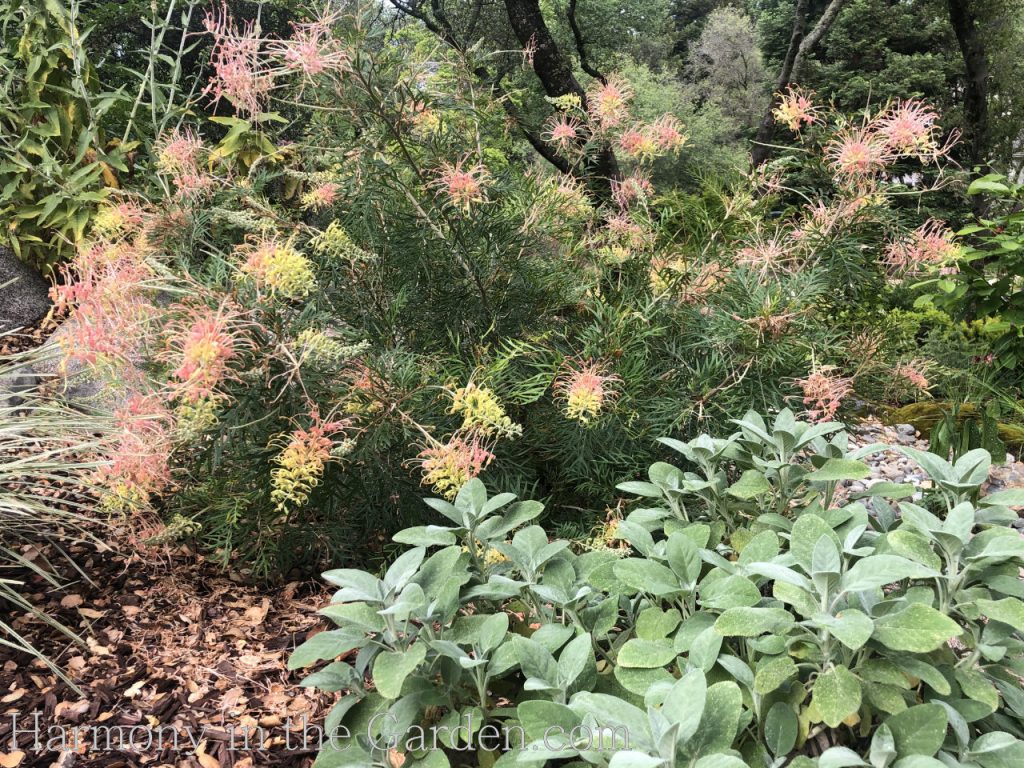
[95,393,175,511]
[271,416,350,512]
[649,115,687,153]
[736,230,792,277]
[554,359,621,425]
[156,128,204,174]
[50,242,157,369]
[796,367,852,423]
[301,182,341,210]
[895,361,930,390]
[611,171,654,209]
[431,157,488,211]
[542,114,584,154]
[165,305,246,403]
[884,220,960,274]
[604,211,653,252]
[773,88,818,132]
[270,10,350,79]
[203,4,274,117]
[826,127,888,180]
[875,100,939,156]
[417,436,495,500]
[155,128,215,200]
[617,126,659,162]
[588,77,632,130]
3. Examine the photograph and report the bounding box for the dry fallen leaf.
[60,594,84,608]
[77,607,106,619]
[0,752,24,768]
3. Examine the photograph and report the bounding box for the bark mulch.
[0,538,337,768]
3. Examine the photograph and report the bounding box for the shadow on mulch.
[0,535,338,768]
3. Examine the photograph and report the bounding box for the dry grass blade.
[0,340,115,693]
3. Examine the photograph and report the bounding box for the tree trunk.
[751,0,850,167]
[947,0,990,174]
[502,0,619,188]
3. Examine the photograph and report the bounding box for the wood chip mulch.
[0,538,338,768]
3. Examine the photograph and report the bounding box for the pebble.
[846,416,1024,497]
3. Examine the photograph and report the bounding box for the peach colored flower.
[796,367,852,423]
[554,359,621,424]
[587,77,632,130]
[773,88,818,132]
[431,157,488,211]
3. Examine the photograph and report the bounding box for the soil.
[0,537,336,768]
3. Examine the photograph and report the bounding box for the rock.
[895,423,916,436]
[0,246,52,333]
[26,323,137,412]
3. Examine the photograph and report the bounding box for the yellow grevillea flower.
[270,422,346,512]
[449,383,521,439]
[239,239,316,299]
[418,436,494,500]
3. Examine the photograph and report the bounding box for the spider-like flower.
[270,418,349,513]
[91,201,146,238]
[203,4,274,117]
[773,88,818,132]
[449,383,522,439]
[611,172,654,210]
[156,128,204,174]
[618,127,659,162]
[417,436,494,500]
[271,11,350,79]
[301,182,341,210]
[875,100,939,156]
[679,262,730,304]
[884,220,960,274]
[431,158,488,211]
[238,238,317,299]
[155,128,215,200]
[549,176,593,220]
[736,230,792,277]
[649,115,687,154]
[554,360,621,425]
[587,77,632,130]
[95,394,175,514]
[165,305,245,403]
[542,114,584,154]
[50,241,157,370]
[796,367,852,423]
[825,127,888,180]
[895,361,930,390]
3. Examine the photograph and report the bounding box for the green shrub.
[293,409,1024,767]
[0,0,129,271]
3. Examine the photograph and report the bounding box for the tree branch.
[567,0,605,83]
[751,0,850,166]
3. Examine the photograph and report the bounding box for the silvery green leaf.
[392,525,457,547]
[886,704,948,757]
[807,459,871,483]
[383,547,426,592]
[743,562,814,592]
[873,604,962,652]
[897,447,952,484]
[818,747,868,768]
[322,568,382,602]
[423,496,464,526]
[840,555,938,592]
[478,612,509,653]
[662,668,706,743]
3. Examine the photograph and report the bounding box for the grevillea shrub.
[51,3,974,575]
[293,411,1024,768]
